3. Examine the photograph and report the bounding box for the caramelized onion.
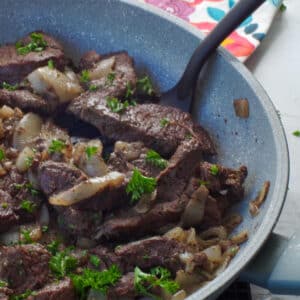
[0,105,15,120]
[89,56,116,80]
[13,113,43,150]
[202,245,222,263]
[28,66,83,103]
[49,171,125,206]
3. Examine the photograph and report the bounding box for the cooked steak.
[27,278,75,300]
[0,32,66,84]
[79,50,101,71]
[0,244,50,294]
[38,161,87,196]
[107,272,135,300]
[0,190,19,232]
[0,89,56,114]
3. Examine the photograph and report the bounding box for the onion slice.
[49,171,125,206]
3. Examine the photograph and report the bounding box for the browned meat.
[0,89,56,114]
[38,161,87,196]
[107,272,136,300]
[0,190,19,232]
[27,278,76,300]
[0,32,66,84]
[79,50,101,70]
[196,162,248,202]
[0,244,50,294]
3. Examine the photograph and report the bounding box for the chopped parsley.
[11,290,36,300]
[85,146,98,159]
[89,255,101,267]
[25,156,33,168]
[145,150,167,169]
[137,76,154,95]
[160,118,170,127]
[0,280,7,287]
[280,3,286,12]
[21,229,33,244]
[293,130,300,137]
[185,133,192,140]
[47,240,60,255]
[49,249,78,279]
[14,182,39,196]
[126,169,157,203]
[134,266,179,299]
[125,82,134,99]
[0,148,5,161]
[106,97,135,114]
[48,139,66,154]
[89,84,98,92]
[2,82,18,91]
[48,59,54,69]
[199,180,209,186]
[106,72,116,86]
[80,70,90,83]
[1,202,8,209]
[71,265,122,300]
[15,32,47,55]
[210,164,219,176]
[42,225,48,233]
[20,199,36,213]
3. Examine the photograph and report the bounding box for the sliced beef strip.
[196,162,248,202]
[0,89,57,115]
[79,50,101,71]
[0,32,66,84]
[0,244,50,295]
[0,190,19,232]
[27,278,76,300]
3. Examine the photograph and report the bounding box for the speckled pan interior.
[0,0,289,299]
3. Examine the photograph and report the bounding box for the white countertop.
[246,0,300,298]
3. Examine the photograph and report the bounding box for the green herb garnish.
[185,133,192,140]
[160,118,169,127]
[49,249,78,279]
[106,97,136,114]
[20,199,36,213]
[71,265,122,300]
[42,225,48,233]
[199,180,209,186]
[280,3,286,12]
[106,72,116,86]
[21,229,33,244]
[48,139,66,154]
[15,32,47,55]
[137,76,154,95]
[80,70,90,83]
[125,82,134,99]
[0,280,7,288]
[85,146,98,159]
[89,84,98,92]
[210,164,219,176]
[14,182,39,196]
[0,148,5,161]
[126,169,157,203]
[1,202,8,209]
[47,240,60,255]
[134,266,179,300]
[145,150,167,169]
[293,130,300,137]
[48,59,54,69]
[90,255,101,267]
[11,289,36,300]
[25,156,33,168]
[2,82,18,91]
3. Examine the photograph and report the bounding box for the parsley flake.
[71,265,122,300]
[125,82,134,99]
[47,240,60,255]
[1,202,8,209]
[199,180,209,187]
[25,156,34,168]
[90,255,101,267]
[160,118,170,127]
[106,97,135,114]
[293,130,300,137]
[0,280,7,288]
[80,70,90,83]
[11,289,36,300]
[21,229,33,244]
[49,139,66,154]
[89,84,98,92]
[14,182,39,196]
[0,148,5,161]
[16,32,47,55]
[280,3,286,12]
[48,59,54,69]
[42,225,48,233]
[2,82,18,91]
[85,146,98,159]
[20,199,36,213]
[106,72,116,86]
[126,169,157,203]
[210,164,219,176]
[134,266,179,299]
[145,150,167,169]
[137,76,154,95]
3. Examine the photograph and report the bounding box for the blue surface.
[0,0,290,299]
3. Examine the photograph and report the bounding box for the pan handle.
[240,232,300,295]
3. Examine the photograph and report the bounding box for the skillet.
[0,0,297,299]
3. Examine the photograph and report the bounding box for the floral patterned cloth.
[141,0,282,61]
